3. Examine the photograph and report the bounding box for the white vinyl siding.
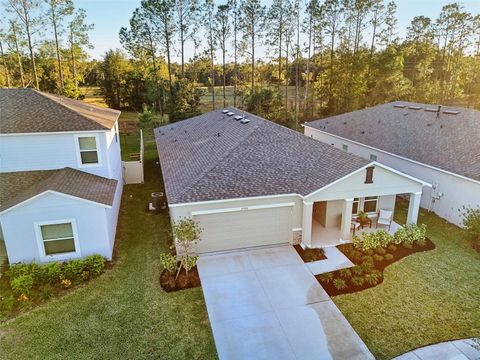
[194,206,292,253]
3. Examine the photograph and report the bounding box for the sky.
[76,0,480,61]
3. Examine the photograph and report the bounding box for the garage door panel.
[195,206,292,253]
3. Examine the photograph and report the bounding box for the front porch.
[302,192,422,249]
[311,218,402,248]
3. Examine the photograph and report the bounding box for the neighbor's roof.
[305,101,480,181]
[0,167,118,212]
[155,108,370,204]
[0,88,121,134]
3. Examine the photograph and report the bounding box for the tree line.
[0,0,93,98]
[1,0,479,128]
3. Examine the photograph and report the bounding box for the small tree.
[460,206,480,240]
[138,107,154,130]
[171,218,202,279]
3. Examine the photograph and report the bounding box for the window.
[40,222,76,256]
[370,154,377,161]
[363,196,378,213]
[352,198,360,215]
[78,136,99,165]
[342,144,348,151]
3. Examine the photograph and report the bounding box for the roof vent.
[408,106,422,110]
[240,118,250,124]
[222,109,229,114]
[443,110,460,115]
[393,104,406,108]
[234,115,243,121]
[424,108,438,112]
[227,112,235,116]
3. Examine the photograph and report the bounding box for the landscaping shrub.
[39,262,62,285]
[375,247,387,255]
[40,285,54,301]
[459,206,480,240]
[83,255,106,276]
[351,276,365,287]
[160,253,177,273]
[387,244,397,252]
[353,230,393,251]
[333,278,347,290]
[351,266,363,276]
[373,254,384,262]
[62,259,86,283]
[384,253,394,261]
[364,270,382,285]
[11,274,34,295]
[1,295,15,313]
[7,263,41,282]
[394,223,427,245]
[318,272,333,284]
[360,258,374,273]
[339,268,352,278]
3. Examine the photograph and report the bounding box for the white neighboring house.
[155,108,429,254]
[303,101,480,227]
[0,88,123,264]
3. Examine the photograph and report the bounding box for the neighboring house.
[304,101,480,227]
[155,108,429,253]
[0,88,123,264]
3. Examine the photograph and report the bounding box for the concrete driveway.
[197,245,374,360]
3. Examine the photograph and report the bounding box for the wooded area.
[1,0,479,128]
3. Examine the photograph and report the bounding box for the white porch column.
[302,201,313,248]
[340,198,354,241]
[407,191,422,224]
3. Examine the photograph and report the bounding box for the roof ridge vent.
[240,118,250,124]
[227,112,235,116]
[393,104,406,109]
[221,109,229,114]
[408,105,422,110]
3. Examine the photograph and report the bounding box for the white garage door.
[194,205,293,253]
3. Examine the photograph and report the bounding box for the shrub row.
[7,255,105,296]
[352,224,427,251]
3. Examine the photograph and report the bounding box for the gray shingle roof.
[155,108,370,204]
[0,168,118,212]
[305,101,480,181]
[0,88,121,134]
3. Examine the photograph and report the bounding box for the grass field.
[0,133,217,359]
[333,200,480,359]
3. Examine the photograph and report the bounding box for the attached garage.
[192,204,293,253]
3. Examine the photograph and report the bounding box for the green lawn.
[0,137,217,360]
[333,199,480,359]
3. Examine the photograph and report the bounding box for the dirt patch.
[294,245,327,262]
[159,266,201,292]
[317,238,435,296]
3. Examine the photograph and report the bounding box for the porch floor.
[311,219,402,248]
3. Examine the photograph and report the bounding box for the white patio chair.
[376,209,393,230]
[351,221,361,235]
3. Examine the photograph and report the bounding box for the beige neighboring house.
[155,108,429,253]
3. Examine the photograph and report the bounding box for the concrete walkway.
[306,246,355,275]
[197,245,374,360]
[393,338,480,360]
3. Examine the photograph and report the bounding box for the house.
[303,101,480,227]
[154,108,429,253]
[0,88,123,264]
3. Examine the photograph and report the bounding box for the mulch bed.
[159,266,201,292]
[294,245,327,262]
[317,238,435,296]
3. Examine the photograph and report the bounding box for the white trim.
[169,193,300,208]
[292,227,302,232]
[191,202,295,216]
[0,129,112,137]
[0,190,112,215]
[34,218,81,262]
[304,125,480,185]
[74,133,103,168]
